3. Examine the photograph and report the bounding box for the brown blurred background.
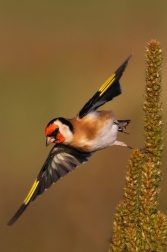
[1,1,167,251]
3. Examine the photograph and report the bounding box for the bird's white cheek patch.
[60,125,73,144]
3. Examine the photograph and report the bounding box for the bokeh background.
[1,1,167,251]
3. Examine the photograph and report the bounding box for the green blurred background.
[1,1,167,251]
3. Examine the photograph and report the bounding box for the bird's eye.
[49,128,59,137]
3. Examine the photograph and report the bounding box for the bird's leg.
[112,140,133,149]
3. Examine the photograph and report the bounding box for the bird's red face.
[45,123,65,146]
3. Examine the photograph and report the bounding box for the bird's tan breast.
[68,111,115,152]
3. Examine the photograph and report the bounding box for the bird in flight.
[8,55,132,226]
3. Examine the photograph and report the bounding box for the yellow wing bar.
[23,180,39,205]
[98,73,116,96]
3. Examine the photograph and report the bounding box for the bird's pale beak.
[46,136,55,146]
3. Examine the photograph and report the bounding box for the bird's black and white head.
[45,117,74,146]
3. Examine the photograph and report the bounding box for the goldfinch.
[8,55,132,226]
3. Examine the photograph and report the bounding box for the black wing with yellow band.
[7,144,93,226]
[78,55,132,119]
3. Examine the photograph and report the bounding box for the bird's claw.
[122,127,129,134]
[139,147,152,154]
[115,121,130,134]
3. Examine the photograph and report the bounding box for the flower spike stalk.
[110,40,167,252]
